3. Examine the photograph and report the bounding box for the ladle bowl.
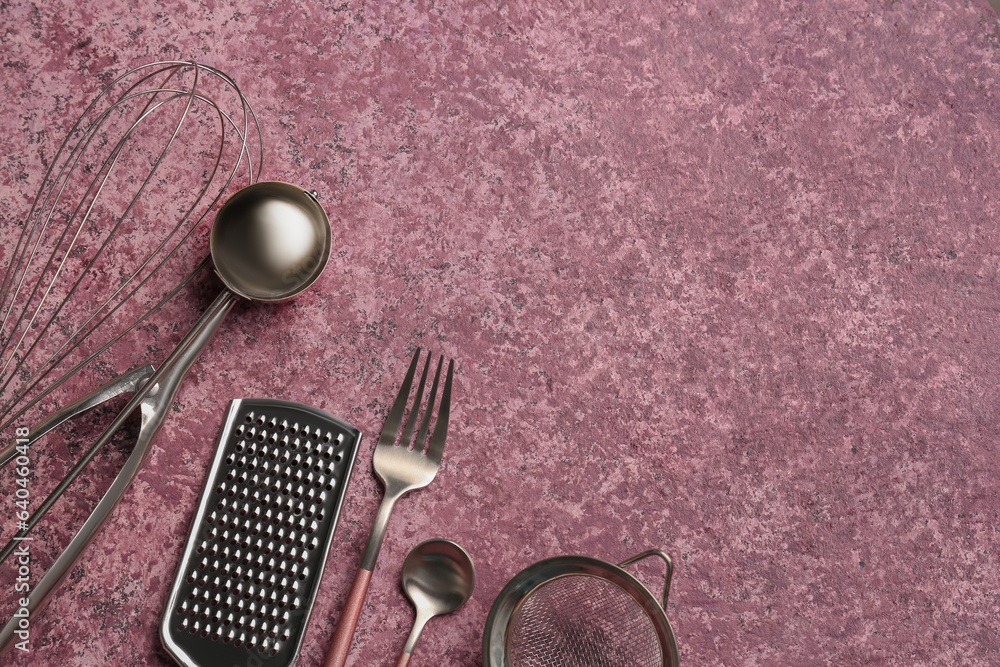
[211,181,331,301]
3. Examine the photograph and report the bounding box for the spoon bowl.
[396,539,476,666]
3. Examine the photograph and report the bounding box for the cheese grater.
[161,398,361,667]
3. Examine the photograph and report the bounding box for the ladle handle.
[0,364,154,470]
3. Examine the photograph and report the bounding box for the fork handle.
[359,487,402,570]
[324,490,402,666]
[323,566,373,667]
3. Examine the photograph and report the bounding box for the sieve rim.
[482,553,679,667]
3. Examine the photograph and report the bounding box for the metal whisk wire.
[0,61,262,433]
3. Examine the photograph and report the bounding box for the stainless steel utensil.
[0,60,261,433]
[483,550,679,667]
[322,349,455,667]
[395,539,475,667]
[161,399,361,667]
[0,181,332,653]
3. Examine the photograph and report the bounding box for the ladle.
[0,181,331,652]
[395,539,476,667]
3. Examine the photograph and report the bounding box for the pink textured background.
[2,0,1000,665]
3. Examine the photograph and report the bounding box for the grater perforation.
[162,399,361,667]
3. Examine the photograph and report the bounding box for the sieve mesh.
[505,574,663,667]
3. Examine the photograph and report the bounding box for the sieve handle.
[618,549,674,609]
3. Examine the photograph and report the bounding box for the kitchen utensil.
[1,60,261,433]
[483,550,679,667]
[161,399,361,667]
[0,58,260,652]
[322,348,455,667]
[0,180,332,653]
[395,539,475,667]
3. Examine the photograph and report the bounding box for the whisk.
[0,61,262,648]
[1,60,262,432]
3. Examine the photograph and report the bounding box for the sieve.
[161,398,361,667]
[483,549,679,667]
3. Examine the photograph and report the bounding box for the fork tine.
[397,351,431,449]
[412,355,443,453]
[378,348,422,447]
[426,358,453,463]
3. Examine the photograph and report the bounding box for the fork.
[323,348,454,667]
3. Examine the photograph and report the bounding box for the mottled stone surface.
[1,1,1000,665]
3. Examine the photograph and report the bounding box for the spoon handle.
[395,607,432,667]
[404,608,432,654]
[394,615,427,667]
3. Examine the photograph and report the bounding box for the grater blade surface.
[161,398,361,667]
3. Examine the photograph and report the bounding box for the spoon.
[395,539,476,667]
[0,181,331,653]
